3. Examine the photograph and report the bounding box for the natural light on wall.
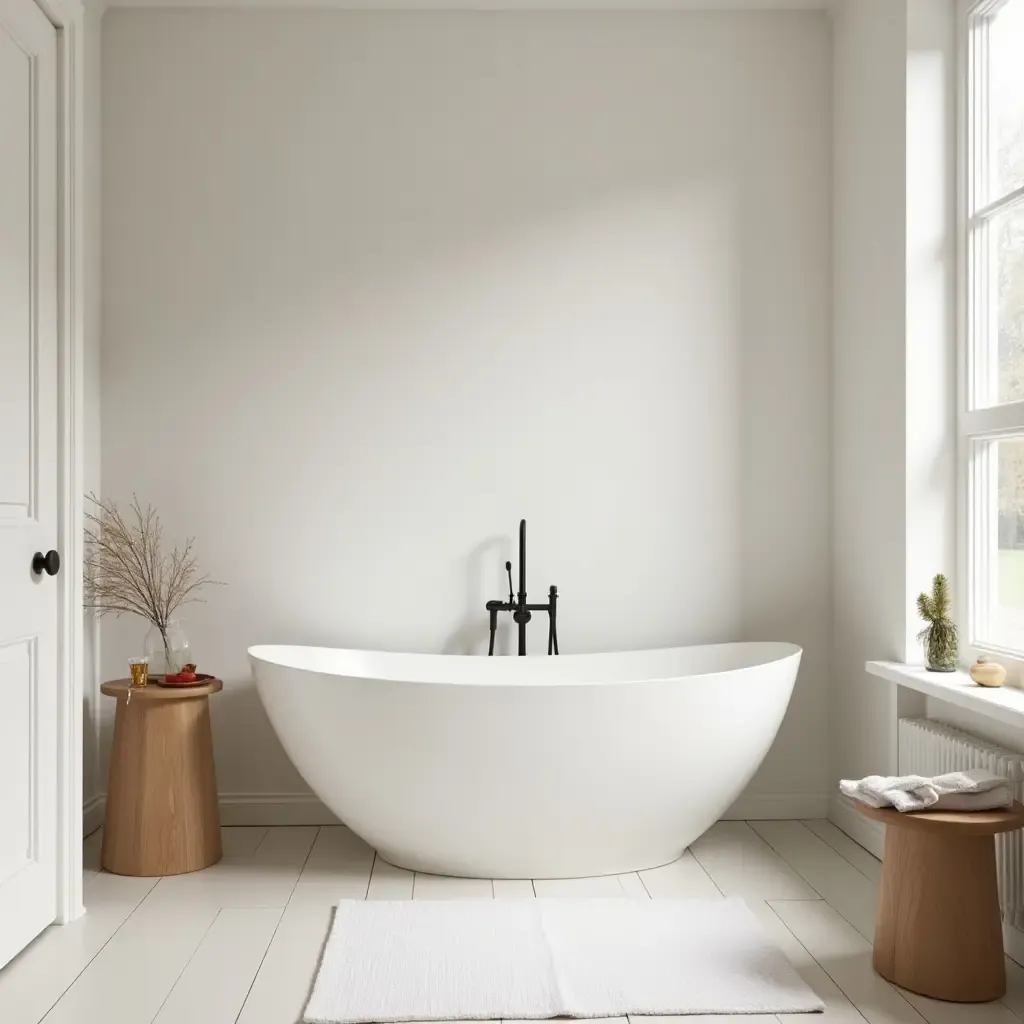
[965,0,1024,655]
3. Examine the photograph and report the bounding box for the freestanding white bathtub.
[249,642,801,879]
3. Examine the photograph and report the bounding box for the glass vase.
[144,619,192,676]
[924,622,958,673]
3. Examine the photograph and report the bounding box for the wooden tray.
[154,672,217,688]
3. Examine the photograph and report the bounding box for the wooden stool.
[101,679,223,876]
[856,800,1024,1002]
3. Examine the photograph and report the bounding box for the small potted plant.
[84,494,222,679]
[917,573,958,672]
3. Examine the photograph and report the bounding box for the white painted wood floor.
[3,820,1024,1024]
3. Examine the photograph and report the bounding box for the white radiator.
[899,718,1024,929]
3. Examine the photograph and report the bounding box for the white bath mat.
[304,898,824,1022]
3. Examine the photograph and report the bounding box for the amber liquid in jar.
[129,659,149,687]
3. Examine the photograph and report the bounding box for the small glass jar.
[144,619,192,676]
[128,656,149,687]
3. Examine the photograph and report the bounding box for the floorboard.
[40,901,220,1024]
[290,827,374,906]
[366,855,415,900]
[769,898,926,1024]
[0,900,141,1024]
[750,821,878,939]
[152,907,281,1024]
[802,819,882,883]
[637,850,722,899]
[745,899,870,1023]
[2,821,1016,1024]
[690,822,820,900]
[413,874,493,899]
[492,879,535,899]
[235,903,333,1024]
[533,875,628,898]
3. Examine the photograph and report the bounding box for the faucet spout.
[519,518,527,602]
[513,519,530,656]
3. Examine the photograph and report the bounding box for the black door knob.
[32,550,60,576]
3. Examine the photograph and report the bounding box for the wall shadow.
[442,534,513,656]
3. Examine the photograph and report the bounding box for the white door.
[0,0,59,970]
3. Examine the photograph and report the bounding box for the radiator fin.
[899,718,1024,929]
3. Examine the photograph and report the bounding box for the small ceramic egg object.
[969,655,1006,688]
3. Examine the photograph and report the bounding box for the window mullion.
[962,401,1024,437]
[968,439,995,644]
[971,182,1024,224]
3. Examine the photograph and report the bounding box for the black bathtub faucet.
[485,519,558,656]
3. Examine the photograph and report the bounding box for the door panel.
[0,639,35,885]
[0,16,32,518]
[0,0,59,970]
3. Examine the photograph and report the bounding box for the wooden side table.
[101,678,223,876]
[857,800,1024,1003]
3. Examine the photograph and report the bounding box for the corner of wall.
[830,0,910,804]
[828,793,885,859]
[82,1,103,830]
[828,0,957,844]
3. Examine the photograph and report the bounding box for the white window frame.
[959,0,1024,669]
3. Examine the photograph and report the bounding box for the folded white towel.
[840,768,1012,812]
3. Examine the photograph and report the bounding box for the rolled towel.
[840,768,1012,813]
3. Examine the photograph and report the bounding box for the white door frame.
[30,0,84,925]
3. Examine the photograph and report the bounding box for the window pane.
[992,0,1024,197]
[996,204,1024,403]
[994,438,1024,652]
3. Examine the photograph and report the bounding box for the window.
[964,0,1024,655]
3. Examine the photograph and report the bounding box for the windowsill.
[866,660,1024,729]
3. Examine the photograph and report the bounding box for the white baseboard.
[83,794,105,837]
[828,793,885,859]
[1005,923,1024,968]
[85,791,829,830]
[218,793,340,826]
[82,791,340,831]
[723,793,830,820]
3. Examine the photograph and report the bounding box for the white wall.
[904,0,956,640]
[830,0,956,849]
[101,9,832,818]
[831,0,908,819]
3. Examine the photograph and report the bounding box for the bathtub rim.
[248,640,801,687]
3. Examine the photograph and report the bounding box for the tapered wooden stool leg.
[101,693,222,876]
[873,825,1005,1002]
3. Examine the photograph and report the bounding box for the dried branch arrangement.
[84,493,222,667]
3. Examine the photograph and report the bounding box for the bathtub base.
[373,845,688,880]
